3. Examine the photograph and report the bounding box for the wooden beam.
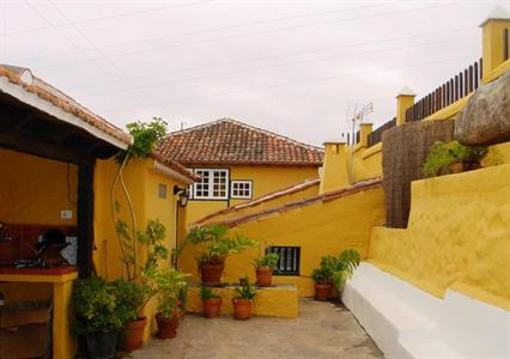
[77,161,95,278]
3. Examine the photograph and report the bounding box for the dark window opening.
[268,246,300,276]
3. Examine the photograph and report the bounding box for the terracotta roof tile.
[156,118,323,167]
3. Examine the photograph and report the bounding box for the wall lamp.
[173,186,190,207]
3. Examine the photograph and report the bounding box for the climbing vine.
[111,117,168,282]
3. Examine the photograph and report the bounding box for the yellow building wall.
[179,184,386,297]
[93,157,188,342]
[186,165,318,224]
[369,164,510,311]
[0,148,77,226]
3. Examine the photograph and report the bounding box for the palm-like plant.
[311,249,361,288]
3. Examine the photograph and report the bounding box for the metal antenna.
[348,102,373,181]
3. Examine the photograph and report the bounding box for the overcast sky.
[1,0,508,145]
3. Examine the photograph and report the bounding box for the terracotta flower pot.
[200,262,225,285]
[203,298,222,318]
[314,282,333,301]
[448,161,464,174]
[122,317,146,352]
[255,267,273,287]
[232,299,253,320]
[156,312,180,339]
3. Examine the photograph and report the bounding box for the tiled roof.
[196,177,382,228]
[156,118,324,167]
[0,64,132,146]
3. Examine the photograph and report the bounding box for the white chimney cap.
[480,5,510,26]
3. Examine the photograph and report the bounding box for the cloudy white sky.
[1,0,508,145]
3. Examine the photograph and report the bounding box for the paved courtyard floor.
[130,299,383,358]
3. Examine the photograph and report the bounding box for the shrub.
[71,277,126,335]
[423,141,488,177]
[147,268,188,319]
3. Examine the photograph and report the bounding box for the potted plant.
[200,285,223,318]
[71,277,126,359]
[114,219,169,351]
[423,141,488,177]
[253,252,279,287]
[232,277,257,320]
[311,249,360,301]
[148,268,188,339]
[185,225,257,285]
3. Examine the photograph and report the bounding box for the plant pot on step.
[203,298,222,318]
[255,267,273,287]
[314,282,333,301]
[85,330,119,359]
[200,261,225,285]
[156,312,180,339]
[232,298,253,320]
[122,317,146,352]
[448,161,464,174]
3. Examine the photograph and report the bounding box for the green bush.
[235,277,257,300]
[311,249,361,288]
[423,141,488,177]
[111,279,146,323]
[254,252,279,269]
[185,225,257,265]
[71,277,127,335]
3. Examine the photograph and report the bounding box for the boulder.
[455,71,510,146]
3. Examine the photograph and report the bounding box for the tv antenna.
[347,102,373,182]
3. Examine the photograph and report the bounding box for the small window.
[269,246,300,276]
[231,180,252,199]
[192,169,229,200]
[158,184,167,199]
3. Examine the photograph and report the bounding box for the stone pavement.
[130,299,383,358]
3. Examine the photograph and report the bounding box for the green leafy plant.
[254,252,279,269]
[311,249,361,288]
[423,141,488,177]
[147,268,189,319]
[185,225,257,265]
[235,277,257,300]
[71,277,126,335]
[110,279,146,325]
[199,285,221,300]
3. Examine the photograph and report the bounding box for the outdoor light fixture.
[173,186,189,207]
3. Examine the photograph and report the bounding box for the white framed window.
[193,169,229,200]
[231,180,252,199]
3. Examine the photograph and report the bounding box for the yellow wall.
[186,165,318,224]
[93,157,188,341]
[179,184,386,297]
[369,164,510,311]
[0,148,77,226]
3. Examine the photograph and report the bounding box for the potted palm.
[253,252,279,287]
[311,249,360,301]
[200,286,222,318]
[185,225,257,285]
[232,277,257,320]
[149,268,188,339]
[71,277,127,359]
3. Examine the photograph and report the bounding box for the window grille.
[269,246,300,276]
